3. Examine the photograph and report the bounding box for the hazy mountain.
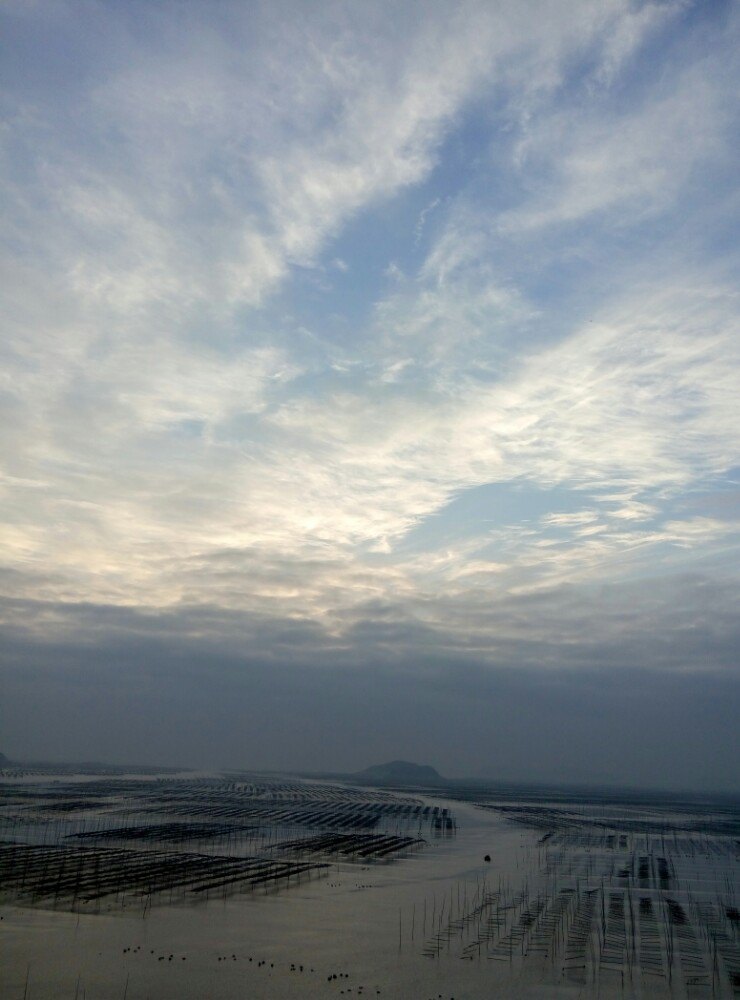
[352,760,444,785]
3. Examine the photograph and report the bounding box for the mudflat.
[1,768,738,998]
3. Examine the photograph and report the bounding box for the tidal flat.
[1,767,738,998]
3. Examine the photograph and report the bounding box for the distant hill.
[352,760,444,786]
[0,752,9,765]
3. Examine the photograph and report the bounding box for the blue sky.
[1,0,738,788]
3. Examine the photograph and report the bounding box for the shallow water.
[1,773,738,998]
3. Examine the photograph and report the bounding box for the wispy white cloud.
[502,69,727,233]
[0,0,738,679]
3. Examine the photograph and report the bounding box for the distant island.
[351,760,444,786]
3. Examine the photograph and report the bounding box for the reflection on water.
[1,768,738,998]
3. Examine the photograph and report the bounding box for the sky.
[1,0,738,791]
